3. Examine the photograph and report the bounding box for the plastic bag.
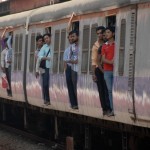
[1,73,8,89]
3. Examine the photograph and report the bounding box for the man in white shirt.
[35,34,51,105]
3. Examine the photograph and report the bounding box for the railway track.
[0,123,65,150]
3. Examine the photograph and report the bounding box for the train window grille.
[106,15,116,27]
[89,23,98,73]
[29,33,36,73]
[14,34,19,71]
[0,42,1,52]
[81,25,90,73]
[45,27,51,34]
[72,21,79,31]
[18,34,23,71]
[59,29,66,73]
[118,19,126,76]
[53,30,60,73]
[36,32,42,36]
[128,11,136,91]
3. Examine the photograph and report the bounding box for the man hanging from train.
[1,36,13,97]
[63,30,79,110]
[102,26,115,116]
[91,26,111,116]
[35,33,51,106]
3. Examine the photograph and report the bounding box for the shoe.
[103,110,107,116]
[44,101,51,106]
[107,110,114,117]
[7,93,12,97]
[72,106,78,109]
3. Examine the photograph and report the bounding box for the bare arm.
[1,28,8,39]
[65,59,78,64]
[102,55,113,64]
[98,54,103,72]
[67,12,76,33]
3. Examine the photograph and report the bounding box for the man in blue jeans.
[36,33,51,105]
[102,27,115,116]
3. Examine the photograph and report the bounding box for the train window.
[118,19,126,76]
[14,34,22,71]
[53,30,60,73]
[14,34,19,71]
[29,33,36,72]
[59,29,66,73]
[81,25,90,73]
[18,34,23,70]
[72,21,79,31]
[45,27,51,34]
[36,32,41,36]
[0,43,1,50]
[106,16,116,27]
[89,23,98,73]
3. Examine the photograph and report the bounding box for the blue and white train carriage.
[0,0,150,128]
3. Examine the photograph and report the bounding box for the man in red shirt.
[102,27,115,116]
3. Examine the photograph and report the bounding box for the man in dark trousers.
[91,26,111,115]
[63,30,79,110]
[1,38,12,97]
[36,33,51,105]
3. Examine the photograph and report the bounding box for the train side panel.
[113,7,134,119]
[134,3,150,120]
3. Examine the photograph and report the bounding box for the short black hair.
[68,31,73,36]
[96,26,105,33]
[43,33,51,38]
[105,26,115,33]
[71,30,79,36]
[36,35,43,42]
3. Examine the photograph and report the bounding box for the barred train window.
[14,34,18,71]
[53,30,60,73]
[118,19,126,76]
[29,33,36,72]
[45,27,51,34]
[18,34,23,70]
[72,21,79,31]
[81,25,90,73]
[106,16,116,27]
[81,23,98,74]
[59,29,66,73]
[14,34,23,71]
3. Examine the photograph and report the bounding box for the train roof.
[0,0,149,28]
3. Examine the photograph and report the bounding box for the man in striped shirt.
[63,30,79,109]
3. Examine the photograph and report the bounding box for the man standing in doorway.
[36,33,51,105]
[64,30,79,109]
[91,26,111,115]
[102,27,115,116]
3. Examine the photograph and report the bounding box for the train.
[0,0,150,130]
